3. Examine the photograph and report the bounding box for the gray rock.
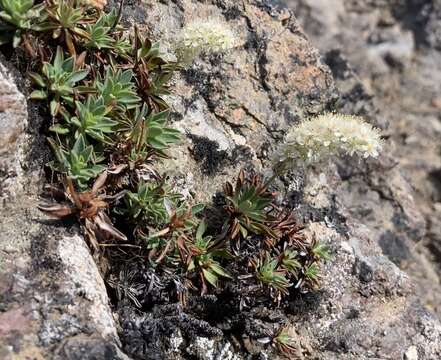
[1,1,441,359]
[0,61,27,200]
[0,63,123,359]
[287,0,441,324]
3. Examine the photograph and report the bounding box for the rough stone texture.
[0,60,27,200]
[0,64,126,359]
[138,0,336,203]
[118,0,441,358]
[285,0,441,320]
[1,0,441,359]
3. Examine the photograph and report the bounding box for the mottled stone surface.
[0,64,125,359]
[0,60,27,199]
[287,0,441,324]
[1,0,441,359]
[138,0,336,204]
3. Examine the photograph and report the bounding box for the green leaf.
[191,203,205,216]
[68,69,89,83]
[239,225,248,239]
[28,72,45,87]
[50,99,59,116]
[53,46,64,71]
[196,220,207,241]
[29,90,47,100]
[49,124,70,134]
[210,263,231,278]
[202,269,218,287]
[72,134,87,154]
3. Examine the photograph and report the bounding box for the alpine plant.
[175,18,236,64]
[280,113,383,166]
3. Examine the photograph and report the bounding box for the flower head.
[175,18,236,64]
[281,113,383,165]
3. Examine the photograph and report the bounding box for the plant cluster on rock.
[0,0,383,357]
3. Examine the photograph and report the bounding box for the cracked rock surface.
[286,0,441,330]
[0,61,127,359]
[1,0,441,359]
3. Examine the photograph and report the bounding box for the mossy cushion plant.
[0,0,383,356]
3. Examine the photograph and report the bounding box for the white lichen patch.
[187,337,215,359]
[186,337,242,360]
[168,329,184,353]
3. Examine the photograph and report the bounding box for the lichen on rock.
[1,0,441,360]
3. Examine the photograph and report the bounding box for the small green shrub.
[70,96,117,143]
[0,0,46,46]
[29,46,89,116]
[120,180,183,225]
[83,13,113,49]
[184,220,232,292]
[94,67,140,111]
[48,134,105,189]
[256,255,291,295]
[222,169,274,242]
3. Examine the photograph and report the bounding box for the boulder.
[1,0,440,359]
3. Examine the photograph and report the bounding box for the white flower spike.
[175,18,236,64]
[281,113,383,165]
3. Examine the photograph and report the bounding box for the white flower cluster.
[281,113,383,165]
[175,18,236,64]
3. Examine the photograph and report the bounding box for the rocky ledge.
[1,1,440,359]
